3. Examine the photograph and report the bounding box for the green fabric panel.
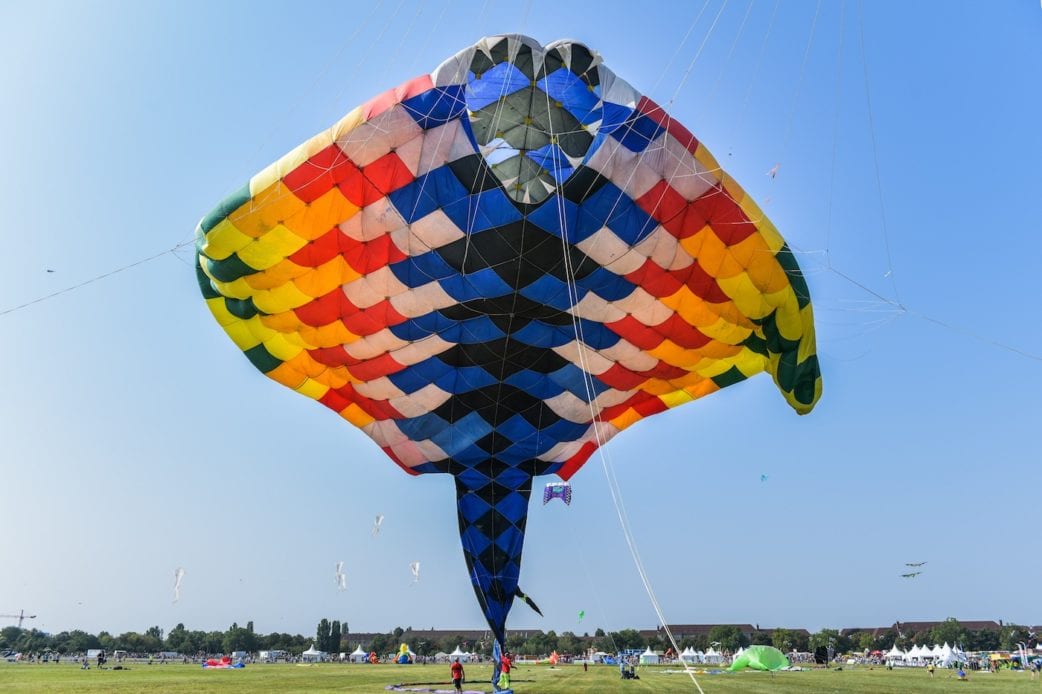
[205,252,257,283]
[775,243,811,309]
[224,296,261,320]
[195,261,221,300]
[244,343,282,373]
[711,365,748,389]
[199,183,251,234]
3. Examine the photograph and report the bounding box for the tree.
[809,629,841,654]
[0,627,22,649]
[166,624,188,654]
[770,628,795,652]
[707,625,748,652]
[557,632,585,656]
[999,623,1029,651]
[370,633,394,658]
[330,621,342,654]
[966,629,998,651]
[316,619,331,652]
[875,629,897,650]
[930,618,968,648]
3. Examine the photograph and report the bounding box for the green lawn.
[0,662,1038,693]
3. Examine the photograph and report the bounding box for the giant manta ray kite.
[195,34,821,671]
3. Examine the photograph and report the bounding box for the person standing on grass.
[499,651,512,689]
[451,658,465,692]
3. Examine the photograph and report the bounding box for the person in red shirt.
[499,652,512,689]
[450,658,465,691]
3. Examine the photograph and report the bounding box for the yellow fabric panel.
[237,223,310,270]
[200,217,253,260]
[247,280,314,314]
[229,182,307,238]
[243,259,310,291]
[693,142,721,175]
[716,272,774,320]
[797,304,818,363]
[297,320,359,350]
[243,313,279,344]
[659,388,695,409]
[341,402,375,428]
[700,313,754,345]
[222,317,263,351]
[291,256,360,298]
[205,295,241,328]
[203,270,255,300]
[261,332,304,362]
[718,173,785,253]
[205,297,280,353]
[283,187,360,241]
[770,289,804,341]
[295,376,330,400]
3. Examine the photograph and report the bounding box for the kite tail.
[454,472,533,649]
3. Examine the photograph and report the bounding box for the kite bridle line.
[543,50,710,694]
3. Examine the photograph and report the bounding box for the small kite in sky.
[578,610,585,622]
[901,571,922,578]
[410,561,420,584]
[335,561,348,591]
[542,482,572,505]
[172,567,185,603]
[767,163,781,179]
[905,561,927,567]
[372,514,384,537]
[760,474,768,482]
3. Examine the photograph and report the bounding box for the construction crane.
[0,610,37,628]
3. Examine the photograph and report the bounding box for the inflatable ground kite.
[728,645,790,672]
[195,34,821,659]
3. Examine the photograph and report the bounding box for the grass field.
[1,662,1040,693]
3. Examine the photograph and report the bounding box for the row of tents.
[885,643,967,667]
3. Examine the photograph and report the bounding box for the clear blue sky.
[1,0,1040,640]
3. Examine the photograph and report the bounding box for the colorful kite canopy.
[195,34,820,651]
[728,645,790,672]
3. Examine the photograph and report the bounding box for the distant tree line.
[1,617,1033,657]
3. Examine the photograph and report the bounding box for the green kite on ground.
[728,645,790,672]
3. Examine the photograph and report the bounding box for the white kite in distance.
[410,561,420,584]
[172,567,185,603]
[335,561,347,591]
[372,514,384,537]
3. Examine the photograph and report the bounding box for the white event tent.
[639,646,660,665]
